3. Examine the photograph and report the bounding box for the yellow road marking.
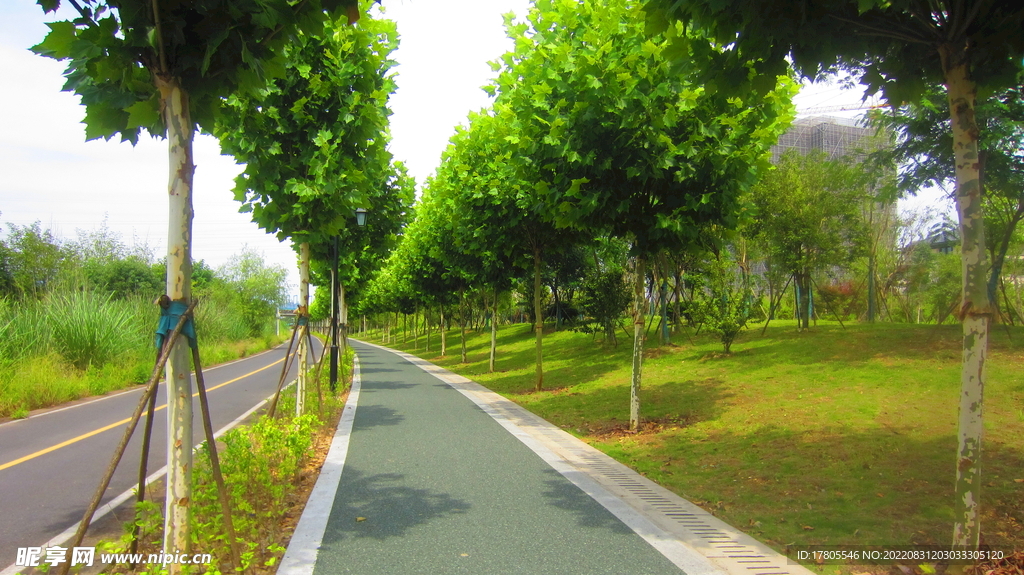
[0,357,285,472]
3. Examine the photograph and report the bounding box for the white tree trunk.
[534,247,544,391]
[630,256,646,431]
[489,288,498,373]
[157,75,194,565]
[943,48,991,550]
[441,309,447,356]
[296,242,310,417]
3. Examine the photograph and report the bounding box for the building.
[771,115,881,164]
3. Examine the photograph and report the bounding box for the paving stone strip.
[281,340,813,575]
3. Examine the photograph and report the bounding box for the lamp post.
[330,208,367,391]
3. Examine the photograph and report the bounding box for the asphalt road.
[0,337,323,571]
[310,340,685,575]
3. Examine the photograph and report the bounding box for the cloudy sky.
[0,0,946,299]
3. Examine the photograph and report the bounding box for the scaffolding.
[771,115,882,164]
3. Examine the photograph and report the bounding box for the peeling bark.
[157,74,194,564]
[630,256,646,431]
[942,45,991,550]
[296,242,310,417]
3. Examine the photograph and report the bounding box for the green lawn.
[360,319,1024,561]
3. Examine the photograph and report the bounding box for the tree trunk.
[553,276,562,331]
[867,252,877,322]
[296,242,310,417]
[440,308,447,356]
[795,272,812,330]
[660,275,670,346]
[460,289,468,364]
[157,74,194,563]
[489,287,498,372]
[630,256,646,431]
[942,48,992,550]
[533,246,544,391]
[413,305,419,350]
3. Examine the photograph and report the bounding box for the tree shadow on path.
[321,466,471,542]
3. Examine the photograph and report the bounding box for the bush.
[816,280,865,320]
[574,269,631,345]
[191,413,319,569]
[693,256,759,353]
[46,291,143,369]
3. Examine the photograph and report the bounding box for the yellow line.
[0,357,285,472]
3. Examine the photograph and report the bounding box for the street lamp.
[330,208,368,392]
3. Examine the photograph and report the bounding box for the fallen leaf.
[356,517,366,522]
[877,493,885,497]
[802,525,814,531]
[1014,479,1023,483]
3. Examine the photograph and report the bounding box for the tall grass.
[0,292,281,418]
[45,291,148,369]
[0,298,50,364]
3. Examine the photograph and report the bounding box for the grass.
[0,292,287,419]
[358,319,1024,563]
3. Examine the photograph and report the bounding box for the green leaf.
[125,97,160,130]
[857,0,878,14]
[201,28,231,76]
[83,103,127,141]
[32,21,76,59]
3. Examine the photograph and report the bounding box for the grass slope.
[363,320,1024,560]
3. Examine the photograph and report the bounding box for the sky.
[0,0,951,300]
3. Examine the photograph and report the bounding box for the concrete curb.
[278,357,362,575]
[352,339,815,575]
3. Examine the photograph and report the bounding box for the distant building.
[771,115,881,164]
[767,115,895,322]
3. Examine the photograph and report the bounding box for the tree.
[0,221,67,298]
[871,86,1024,320]
[576,267,632,346]
[32,0,361,556]
[747,150,870,329]
[693,253,758,352]
[490,0,794,428]
[644,0,1024,547]
[425,107,581,381]
[218,247,287,337]
[217,10,398,412]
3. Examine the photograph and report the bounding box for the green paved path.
[310,340,688,575]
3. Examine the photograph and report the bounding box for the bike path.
[288,340,707,575]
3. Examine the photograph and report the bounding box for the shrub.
[46,291,142,369]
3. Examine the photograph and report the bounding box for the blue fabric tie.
[155,300,197,350]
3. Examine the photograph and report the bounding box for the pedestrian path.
[280,340,813,575]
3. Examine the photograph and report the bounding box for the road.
[0,338,322,571]
[298,340,689,575]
